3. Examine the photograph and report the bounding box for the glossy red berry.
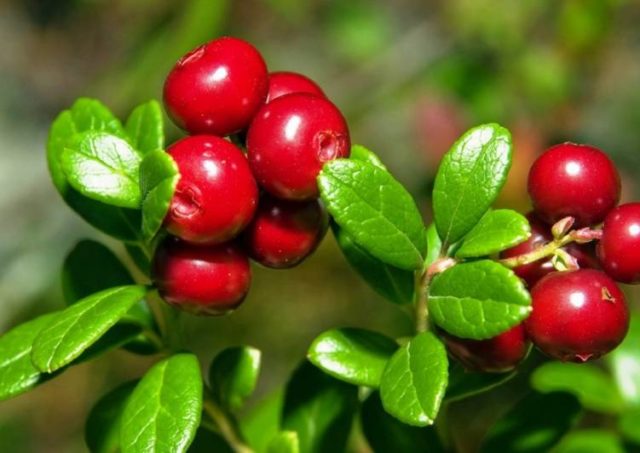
[267,71,325,103]
[152,237,251,315]
[247,93,351,200]
[525,269,629,362]
[443,324,530,373]
[243,195,329,268]
[598,203,640,283]
[163,37,268,135]
[165,136,258,245]
[527,143,620,226]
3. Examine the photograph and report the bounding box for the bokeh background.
[1,0,640,451]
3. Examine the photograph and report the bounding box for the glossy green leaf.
[429,260,531,340]
[456,209,530,258]
[531,362,624,414]
[554,430,625,453]
[125,100,164,154]
[333,223,414,304]
[61,131,142,208]
[619,408,640,445]
[445,361,516,403]
[379,332,448,426]
[241,390,284,453]
[282,361,358,453]
[424,223,443,268]
[361,392,444,453]
[139,150,179,242]
[349,144,387,169]
[209,346,261,412]
[31,285,146,373]
[608,314,640,406]
[433,124,512,244]
[121,354,202,453]
[319,159,426,270]
[267,432,299,453]
[480,391,581,453]
[0,313,58,401]
[308,328,397,387]
[85,381,137,453]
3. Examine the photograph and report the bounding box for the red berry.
[525,269,629,362]
[527,143,620,226]
[267,71,325,103]
[243,195,328,268]
[443,324,530,373]
[163,37,268,135]
[152,237,251,315]
[165,136,258,245]
[598,203,640,283]
[247,93,350,200]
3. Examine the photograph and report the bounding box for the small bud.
[551,248,580,272]
[551,216,575,239]
[570,227,603,244]
[427,257,457,278]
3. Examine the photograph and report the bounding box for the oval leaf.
[319,159,426,270]
[555,430,625,453]
[433,124,512,244]
[139,150,179,242]
[120,354,202,453]
[456,209,530,258]
[308,328,397,387]
[241,390,284,453]
[31,285,146,372]
[619,408,640,446]
[349,144,387,169]
[267,432,299,453]
[445,361,516,403]
[429,260,531,340]
[209,346,261,412]
[608,313,640,406]
[125,100,164,154]
[379,332,448,426]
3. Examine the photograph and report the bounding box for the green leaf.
[307,328,397,387]
[139,150,179,242]
[332,223,413,304]
[619,408,640,445]
[319,159,426,270]
[445,361,516,403]
[554,430,626,453]
[61,131,142,208]
[85,381,137,453]
[121,354,203,453]
[424,223,443,268]
[379,332,448,426]
[282,361,358,453]
[241,390,284,453]
[31,285,146,373]
[480,391,581,453]
[209,346,261,412]
[349,144,387,169]
[608,313,640,407]
[361,391,444,453]
[433,124,512,244]
[531,362,625,414]
[429,260,531,340]
[0,313,58,401]
[456,209,530,258]
[125,100,164,154]
[267,432,299,453]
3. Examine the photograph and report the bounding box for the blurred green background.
[1,0,640,451]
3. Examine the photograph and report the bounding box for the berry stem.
[147,290,185,351]
[203,394,253,453]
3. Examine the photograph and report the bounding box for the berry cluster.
[447,143,635,371]
[153,37,349,315]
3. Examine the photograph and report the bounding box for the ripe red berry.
[247,93,350,200]
[443,324,530,373]
[152,237,251,315]
[163,37,268,136]
[165,136,258,245]
[243,195,329,268]
[525,269,629,362]
[266,71,325,103]
[527,143,620,226]
[598,203,640,283]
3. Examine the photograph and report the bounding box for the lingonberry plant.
[1,35,639,452]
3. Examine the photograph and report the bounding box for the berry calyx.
[598,203,640,283]
[165,136,258,245]
[266,71,325,103]
[243,195,329,268]
[527,143,620,226]
[163,37,268,135]
[152,237,251,316]
[443,324,530,373]
[525,269,629,362]
[247,93,351,200]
